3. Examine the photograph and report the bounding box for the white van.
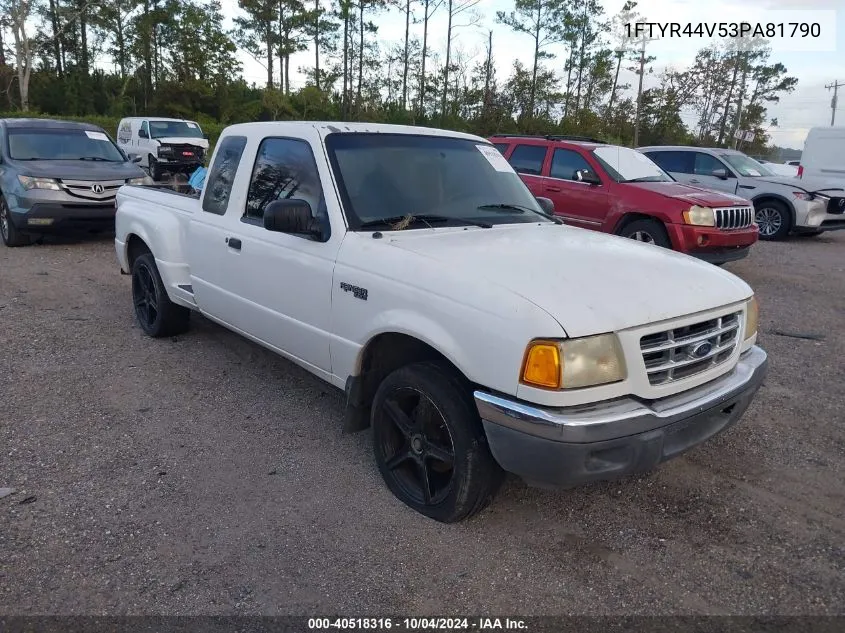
[116,117,209,180]
[799,126,845,187]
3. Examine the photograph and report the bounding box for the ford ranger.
[114,122,768,523]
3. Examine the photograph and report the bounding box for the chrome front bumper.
[474,346,768,488]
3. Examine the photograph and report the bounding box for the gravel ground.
[1,231,843,616]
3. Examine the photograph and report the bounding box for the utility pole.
[632,33,658,147]
[826,80,844,125]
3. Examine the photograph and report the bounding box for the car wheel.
[131,252,190,337]
[619,218,671,249]
[754,201,791,240]
[0,193,32,247]
[371,362,503,523]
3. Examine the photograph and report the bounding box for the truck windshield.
[325,133,553,230]
[149,120,204,139]
[719,153,776,177]
[8,128,126,162]
[592,146,673,183]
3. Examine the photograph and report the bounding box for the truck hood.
[752,174,845,193]
[154,137,209,149]
[12,159,146,181]
[626,181,751,207]
[384,224,752,338]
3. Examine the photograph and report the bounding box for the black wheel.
[149,156,163,181]
[0,194,32,247]
[371,362,503,523]
[131,252,190,337]
[754,200,791,240]
[618,218,671,248]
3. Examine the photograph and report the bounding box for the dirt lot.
[1,231,843,616]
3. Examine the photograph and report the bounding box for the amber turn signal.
[521,342,561,389]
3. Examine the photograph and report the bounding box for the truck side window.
[244,137,326,223]
[202,135,247,215]
[507,144,547,175]
[550,149,593,181]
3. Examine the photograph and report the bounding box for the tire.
[754,200,791,240]
[371,362,503,523]
[0,193,32,247]
[149,156,163,181]
[618,218,671,249]
[131,252,190,337]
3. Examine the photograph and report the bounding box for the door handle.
[226,237,242,250]
[545,186,562,192]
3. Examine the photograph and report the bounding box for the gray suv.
[0,118,150,246]
[638,146,845,240]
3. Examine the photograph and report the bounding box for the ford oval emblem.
[689,341,713,359]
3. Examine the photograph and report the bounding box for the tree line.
[0,0,797,152]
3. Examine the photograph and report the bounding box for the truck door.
[190,133,340,374]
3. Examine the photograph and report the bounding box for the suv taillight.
[797,165,803,178]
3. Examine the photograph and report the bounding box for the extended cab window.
[244,138,325,224]
[646,151,693,174]
[550,149,593,181]
[507,144,547,175]
[202,135,247,215]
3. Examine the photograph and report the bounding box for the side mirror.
[535,196,555,215]
[138,129,149,139]
[203,133,209,140]
[712,168,728,180]
[575,169,601,185]
[263,199,320,238]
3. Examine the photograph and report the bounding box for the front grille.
[714,206,754,230]
[827,197,845,214]
[160,144,204,161]
[640,312,740,385]
[59,179,124,201]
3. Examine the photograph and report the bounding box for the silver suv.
[638,146,845,240]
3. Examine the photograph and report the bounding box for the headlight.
[682,205,715,226]
[744,296,758,340]
[18,175,61,191]
[126,176,154,186]
[521,334,627,390]
[792,191,812,201]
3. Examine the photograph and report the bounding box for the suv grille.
[714,206,754,230]
[59,179,125,201]
[640,312,740,385]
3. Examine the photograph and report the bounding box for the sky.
[221,0,844,151]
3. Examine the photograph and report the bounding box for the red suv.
[490,135,759,264]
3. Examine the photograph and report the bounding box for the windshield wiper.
[477,203,563,224]
[624,177,664,183]
[77,156,115,161]
[359,214,492,230]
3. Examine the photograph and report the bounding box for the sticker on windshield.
[85,131,110,141]
[476,144,513,172]
[186,122,198,129]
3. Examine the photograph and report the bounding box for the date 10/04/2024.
[307,618,528,630]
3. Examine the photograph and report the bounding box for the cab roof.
[222,121,488,143]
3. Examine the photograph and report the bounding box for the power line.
[825,80,845,125]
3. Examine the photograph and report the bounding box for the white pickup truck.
[115,122,768,523]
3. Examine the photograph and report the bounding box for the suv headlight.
[683,205,715,226]
[744,296,758,340]
[127,176,154,186]
[521,334,627,390]
[18,175,61,191]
